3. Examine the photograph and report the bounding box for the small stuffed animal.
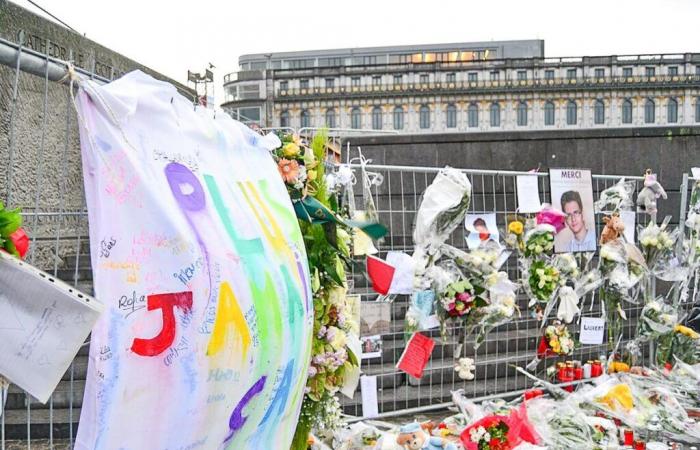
[637,169,667,221]
[600,214,625,244]
[454,357,475,381]
[396,423,457,450]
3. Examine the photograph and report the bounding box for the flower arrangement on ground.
[656,324,700,366]
[539,322,575,357]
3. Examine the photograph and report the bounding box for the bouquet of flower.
[413,168,472,283]
[460,404,540,450]
[464,418,511,450]
[523,225,556,258]
[470,271,520,348]
[536,205,566,233]
[538,323,575,357]
[440,278,480,318]
[656,324,700,366]
[527,260,560,303]
[639,219,677,270]
[441,243,505,277]
[552,253,579,279]
[636,299,678,342]
[594,178,636,213]
[0,201,29,259]
[272,134,320,199]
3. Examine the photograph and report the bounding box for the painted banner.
[74,71,312,449]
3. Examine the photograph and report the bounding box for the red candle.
[524,389,544,400]
[624,429,634,445]
[573,367,583,380]
[634,440,645,450]
[591,361,602,377]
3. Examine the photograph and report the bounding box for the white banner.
[74,71,312,449]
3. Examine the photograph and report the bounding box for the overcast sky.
[14,0,700,102]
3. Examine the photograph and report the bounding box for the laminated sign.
[74,71,312,449]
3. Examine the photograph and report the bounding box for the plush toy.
[637,169,667,221]
[600,214,625,244]
[396,423,457,450]
[454,357,475,381]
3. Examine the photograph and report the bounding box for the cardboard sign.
[396,332,435,379]
[579,317,605,345]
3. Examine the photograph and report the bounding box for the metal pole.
[5,32,24,205]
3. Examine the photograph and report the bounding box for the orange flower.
[278,158,299,183]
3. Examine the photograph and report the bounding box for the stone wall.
[348,126,700,222]
[0,1,194,274]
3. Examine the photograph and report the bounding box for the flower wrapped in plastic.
[552,253,579,279]
[524,396,611,449]
[599,240,646,302]
[441,243,507,278]
[460,404,540,450]
[639,217,678,270]
[657,324,700,366]
[526,322,575,371]
[412,168,472,283]
[526,260,560,304]
[523,224,556,258]
[469,271,520,348]
[636,299,678,342]
[535,205,566,233]
[594,178,636,213]
[429,262,486,338]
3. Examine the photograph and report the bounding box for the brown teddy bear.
[600,214,625,245]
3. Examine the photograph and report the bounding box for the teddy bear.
[396,423,457,450]
[454,357,475,381]
[637,169,667,221]
[600,214,625,244]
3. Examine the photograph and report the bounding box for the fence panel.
[340,162,676,420]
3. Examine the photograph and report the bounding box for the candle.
[574,367,584,380]
[624,429,634,445]
[634,440,645,450]
[583,363,592,378]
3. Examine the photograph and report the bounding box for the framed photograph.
[549,168,597,253]
[465,213,501,250]
[361,335,383,359]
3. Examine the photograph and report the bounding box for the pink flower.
[278,158,300,183]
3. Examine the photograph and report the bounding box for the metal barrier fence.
[340,162,692,420]
[0,36,697,445]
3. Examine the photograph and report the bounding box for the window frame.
[371,106,383,130]
[644,98,656,123]
[446,103,457,128]
[544,101,555,126]
[516,101,528,126]
[667,98,678,123]
[393,106,404,130]
[622,99,633,124]
[419,105,431,129]
[467,103,479,128]
[489,102,500,127]
[594,99,605,124]
[566,100,577,125]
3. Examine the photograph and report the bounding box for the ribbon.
[292,196,387,240]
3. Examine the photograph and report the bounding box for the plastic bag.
[595,178,636,213]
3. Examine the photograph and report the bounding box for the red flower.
[8,227,29,259]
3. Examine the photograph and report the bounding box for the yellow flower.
[282,142,300,157]
[597,384,634,412]
[508,221,524,235]
[307,169,317,181]
[675,324,700,339]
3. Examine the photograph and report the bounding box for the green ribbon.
[293,197,387,240]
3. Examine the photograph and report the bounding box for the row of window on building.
[279,66,700,91]
[280,97,700,129]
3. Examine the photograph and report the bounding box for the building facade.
[221,40,700,133]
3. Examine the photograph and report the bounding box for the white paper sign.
[579,317,605,345]
[386,251,415,294]
[516,175,543,213]
[360,375,379,418]
[0,252,103,403]
[692,167,700,179]
[620,210,636,244]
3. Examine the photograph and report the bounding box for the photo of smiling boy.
[560,190,596,252]
[549,168,597,254]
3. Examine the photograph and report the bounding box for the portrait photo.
[465,213,501,250]
[549,168,597,253]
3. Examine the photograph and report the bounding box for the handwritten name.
[118,291,146,318]
[173,258,204,286]
[99,237,116,258]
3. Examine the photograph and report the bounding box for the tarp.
[74,70,312,449]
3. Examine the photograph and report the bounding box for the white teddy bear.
[454,357,475,381]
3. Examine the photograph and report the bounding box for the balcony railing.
[273,74,700,99]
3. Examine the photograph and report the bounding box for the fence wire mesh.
[0,39,697,446]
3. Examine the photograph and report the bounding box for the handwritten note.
[579,317,605,345]
[396,332,435,379]
[516,175,542,213]
[360,375,379,418]
[0,252,103,403]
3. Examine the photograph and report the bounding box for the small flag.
[366,255,395,295]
